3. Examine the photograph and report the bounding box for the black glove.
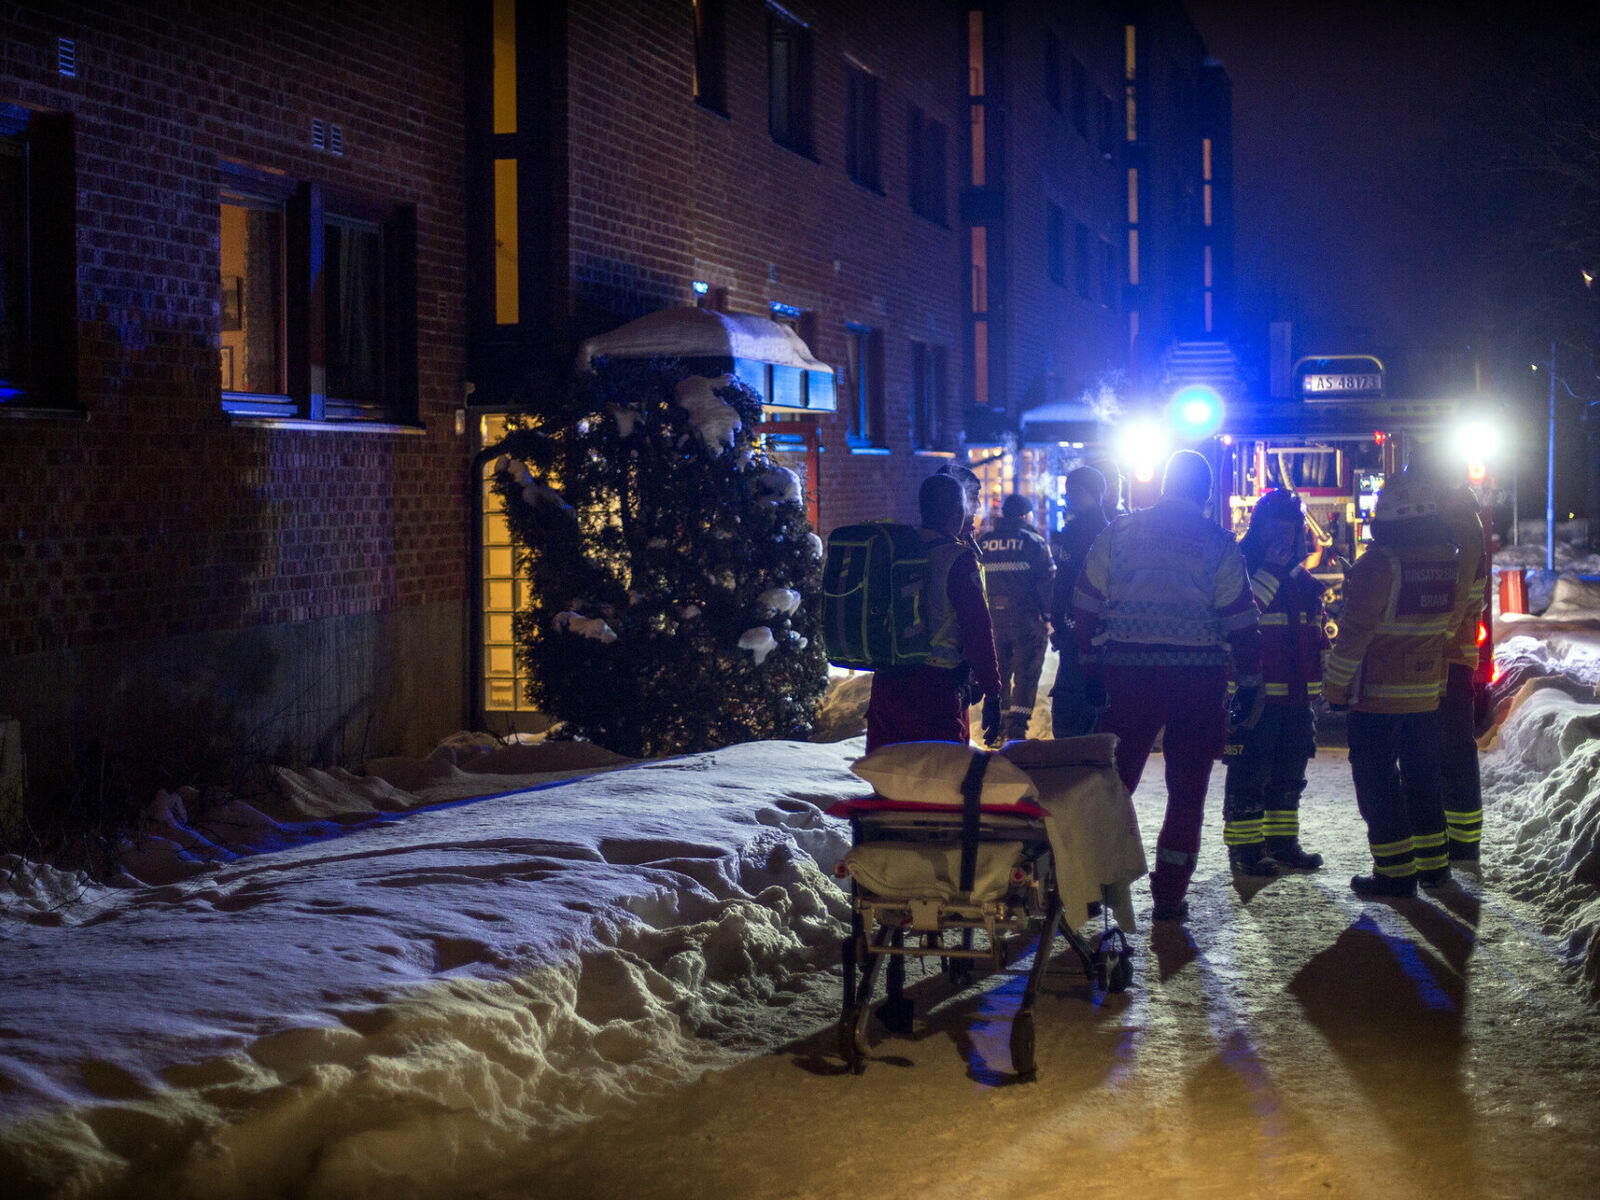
[1084,677,1108,709]
[1228,684,1265,730]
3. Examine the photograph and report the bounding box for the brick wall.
[560,0,968,533]
[0,0,470,766]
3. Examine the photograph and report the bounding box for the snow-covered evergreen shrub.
[490,357,828,757]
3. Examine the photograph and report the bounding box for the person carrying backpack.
[864,473,1002,751]
[978,493,1055,745]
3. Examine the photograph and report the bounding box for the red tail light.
[1477,621,1488,646]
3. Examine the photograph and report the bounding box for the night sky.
[1186,1,1599,392]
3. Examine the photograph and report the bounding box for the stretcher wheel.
[1011,1012,1037,1082]
[838,1017,868,1074]
[1094,929,1133,993]
[945,959,973,991]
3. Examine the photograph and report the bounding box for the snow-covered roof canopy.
[577,308,836,414]
[1018,400,1105,445]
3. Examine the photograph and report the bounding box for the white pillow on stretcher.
[850,741,1038,808]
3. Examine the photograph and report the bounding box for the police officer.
[978,493,1055,746]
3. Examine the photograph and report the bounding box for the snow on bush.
[489,357,828,758]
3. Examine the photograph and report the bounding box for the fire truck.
[1115,358,1502,722]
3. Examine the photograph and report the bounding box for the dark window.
[1074,220,1093,300]
[692,0,727,113]
[769,12,812,155]
[1070,58,1088,137]
[222,168,417,425]
[1100,236,1118,308]
[908,107,947,224]
[1044,29,1062,113]
[910,340,945,450]
[1097,91,1118,159]
[1047,203,1066,286]
[844,64,880,189]
[845,323,883,445]
[0,106,76,410]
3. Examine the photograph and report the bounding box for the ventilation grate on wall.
[57,38,76,77]
[311,117,326,151]
[327,124,343,156]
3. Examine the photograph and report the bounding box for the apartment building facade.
[1,1,472,798]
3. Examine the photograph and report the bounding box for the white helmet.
[1373,475,1440,523]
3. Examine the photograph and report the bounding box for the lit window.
[219,193,284,395]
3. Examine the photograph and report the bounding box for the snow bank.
[1483,668,1600,1003]
[0,740,868,1199]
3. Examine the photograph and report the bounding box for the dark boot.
[1265,837,1322,871]
[1417,866,1453,891]
[1351,873,1417,899]
[1228,842,1280,877]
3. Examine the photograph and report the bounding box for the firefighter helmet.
[1374,475,1441,523]
[1250,488,1304,526]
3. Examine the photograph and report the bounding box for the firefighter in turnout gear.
[1074,450,1264,923]
[1324,474,1459,899]
[1222,489,1328,876]
[1439,483,1489,863]
[978,493,1055,745]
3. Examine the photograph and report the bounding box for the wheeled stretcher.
[827,735,1147,1081]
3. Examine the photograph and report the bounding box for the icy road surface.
[498,752,1600,1200]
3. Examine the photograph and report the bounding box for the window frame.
[1047,203,1066,287]
[910,339,945,452]
[1074,220,1093,301]
[843,62,881,191]
[692,0,728,115]
[908,106,947,225]
[220,163,418,428]
[844,322,884,449]
[768,11,814,157]
[0,104,77,415]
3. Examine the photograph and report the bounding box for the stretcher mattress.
[834,736,1147,931]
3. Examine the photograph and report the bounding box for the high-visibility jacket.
[920,531,1000,690]
[1248,564,1328,705]
[1444,491,1489,671]
[1073,499,1261,672]
[1324,540,1459,713]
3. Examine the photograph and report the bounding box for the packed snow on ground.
[0,737,868,1199]
[3,617,1600,1198]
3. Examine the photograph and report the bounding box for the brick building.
[1,1,472,801]
[955,0,1235,526]
[463,0,970,729]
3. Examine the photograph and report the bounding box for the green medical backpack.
[821,522,935,669]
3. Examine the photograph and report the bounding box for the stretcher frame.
[833,756,1132,1082]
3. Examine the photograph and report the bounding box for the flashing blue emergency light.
[1168,384,1225,438]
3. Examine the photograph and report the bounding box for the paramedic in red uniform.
[1221,488,1327,876]
[864,473,1002,752]
[1073,450,1264,922]
[1323,475,1460,898]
